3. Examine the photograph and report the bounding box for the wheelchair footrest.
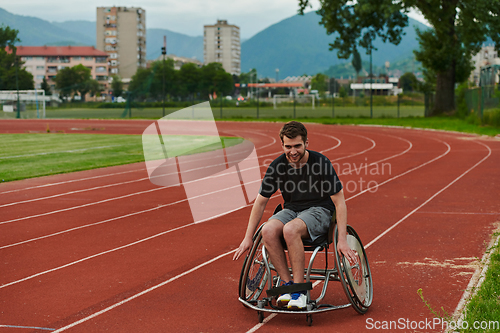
[266,282,313,297]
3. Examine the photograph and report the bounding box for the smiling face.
[282,135,309,167]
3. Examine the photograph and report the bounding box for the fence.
[0,92,429,120]
[464,86,499,119]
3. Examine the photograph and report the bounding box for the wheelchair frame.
[238,205,373,325]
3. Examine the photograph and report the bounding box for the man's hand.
[233,237,253,261]
[336,237,357,265]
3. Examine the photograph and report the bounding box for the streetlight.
[162,35,166,117]
[275,68,279,83]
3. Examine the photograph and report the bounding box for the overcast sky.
[2,1,429,39]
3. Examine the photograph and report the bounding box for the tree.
[0,26,34,90]
[311,73,328,95]
[41,77,52,96]
[298,0,500,114]
[200,62,233,98]
[54,67,76,100]
[178,63,201,100]
[54,64,92,101]
[399,72,418,93]
[111,75,123,98]
[351,48,362,79]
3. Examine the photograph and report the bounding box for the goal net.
[0,90,49,119]
[273,94,315,109]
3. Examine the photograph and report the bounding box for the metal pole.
[257,87,260,118]
[162,36,166,117]
[332,77,335,118]
[15,56,20,119]
[370,45,373,118]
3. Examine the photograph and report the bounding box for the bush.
[483,109,500,127]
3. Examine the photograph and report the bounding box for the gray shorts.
[268,207,332,242]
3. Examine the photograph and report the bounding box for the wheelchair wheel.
[239,226,269,303]
[334,225,373,314]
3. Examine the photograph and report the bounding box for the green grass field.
[459,235,500,332]
[0,133,242,182]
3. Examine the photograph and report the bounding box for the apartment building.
[203,20,241,75]
[96,6,146,80]
[16,46,109,92]
[470,45,500,85]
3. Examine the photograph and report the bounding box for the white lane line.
[50,249,236,333]
[346,139,450,201]
[364,141,491,249]
[339,134,412,177]
[0,145,127,160]
[0,324,54,331]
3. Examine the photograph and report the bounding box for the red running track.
[0,119,499,332]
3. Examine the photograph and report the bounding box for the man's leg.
[282,218,309,284]
[261,219,292,282]
[283,218,310,309]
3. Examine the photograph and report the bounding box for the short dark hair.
[279,121,307,143]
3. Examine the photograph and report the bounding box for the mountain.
[0,8,94,46]
[146,29,203,61]
[1,7,428,77]
[51,20,96,44]
[241,11,429,78]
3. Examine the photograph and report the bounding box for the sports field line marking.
[416,211,500,215]
[0,145,127,160]
[364,141,491,249]
[0,324,55,331]
[339,134,412,177]
[50,249,236,333]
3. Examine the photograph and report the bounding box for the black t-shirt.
[259,150,343,212]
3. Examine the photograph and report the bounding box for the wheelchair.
[238,205,373,326]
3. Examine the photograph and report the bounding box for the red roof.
[15,46,108,57]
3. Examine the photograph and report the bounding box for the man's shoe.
[276,281,293,307]
[287,292,307,310]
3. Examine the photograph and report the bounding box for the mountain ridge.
[1,7,426,78]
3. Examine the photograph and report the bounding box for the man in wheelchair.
[233,121,357,310]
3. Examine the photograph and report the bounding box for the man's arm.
[330,189,357,264]
[233,194,270,260]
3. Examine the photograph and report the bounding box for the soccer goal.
[273,94,315,109]
[0,90,49,119]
